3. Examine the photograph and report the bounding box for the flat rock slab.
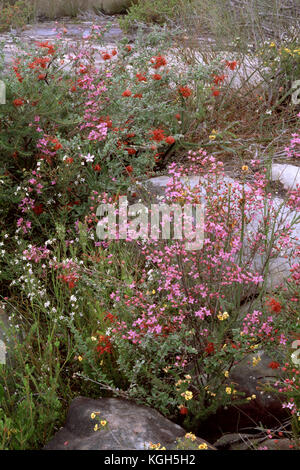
[44,397,215,450]
[271,163,300,191]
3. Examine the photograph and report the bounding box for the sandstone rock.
[44,397,215,450]
[215,433,299,450]
[0,305,8,365]
[271,163,300,192]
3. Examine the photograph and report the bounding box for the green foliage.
[0,1,34,31]
[119,0,188,32]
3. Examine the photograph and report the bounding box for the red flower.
[66,157,73,164]
[13,98,24,107]
[96,335,112,355]
[152,74,162,80]
[94,164,101,172]
[122,89,132,97]
[136,73,147,82]
[266,298,282,313]
[165,136,175,144]
[126,148,137,155]
[38,74,46,80]
[133,93,143,98]
[111,49,117,56]
[125,45,132,52]
[213,74,226,85]
[211,87,220,96]
[102,53,111,60]
[205,342,215,354]
[151,55,167,69]
[37,41,56,55]
[32,204,44,215]
[179,406,188,416]
[151,128,165,142]
[175,113,181,120]
[178,86,192,98]
[268,361,280,369]
[126,165,133,173]
[225,60,237,70]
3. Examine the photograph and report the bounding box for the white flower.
[83,153,95,163]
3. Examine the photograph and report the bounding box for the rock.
[34,1,136,18]
[0,305,8,365]
[271,164,300,191]
[214,433,259,450]
[44,397,215,450]
[214,433,299,450]
[227,351,288,426]
[98,0,137,14]
[196,351,288,441]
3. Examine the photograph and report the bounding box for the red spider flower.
[122,89,132,97]
[213,74,226,85]
[111,49,117,56]
[266,298,282,313]
[104,312,116,323]
[102,52,111,60]
[37,41,56,55]
[13,98,25,107]
[125,45,132,52]
[32,204,44,215]
[125,165,133,173]
[165,136,175,145]
[96,335,112,355]
[151,128,165,142]
[133,93,143,98]
[211,87,220,96]
[178,86,192,98]
[152,74,162,80]
[179,406,188,416]
[126,148,137,155]
[136,73,147,82]
[225,60,237,70]
[205,342,215,354]
[151,54,167,69]
[268,361,280,369]
[94,164,101,172]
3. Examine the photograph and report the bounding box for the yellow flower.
[90,413,96,419]
[251,394,256,399]
[209,129,218,140]
[101,420,107,427]
[198,443,208,449]
[224,370,229,378]
[91,336,97,342]
[269,42,276,47]
[252,356,261,367]
[225,387,232,395]
[152,289,156,294]
[218,311,229,321]
[242,165,249,172]
[94,424,98,432]
[185,432,196,441]
[78,356,83,362]
[181,390,193,401]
